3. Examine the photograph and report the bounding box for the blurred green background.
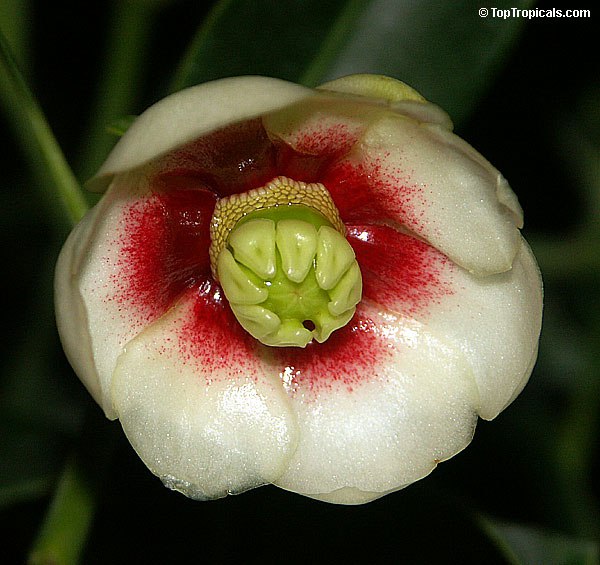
[1,0,598,563]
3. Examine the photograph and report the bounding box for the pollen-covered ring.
[209,176,345,280]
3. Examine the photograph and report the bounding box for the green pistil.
[217,206,362,347]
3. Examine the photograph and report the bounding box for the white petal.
[89,76,315,192]
[432,128,524,227]
[356,231,542,420]
[56,168,215,418]
[338,114,522,275]
[272,302,479,503]
[55,170,151,418]
[111,288,298,500]
[348,225,542,419]
[55,203,106,412]
[423,238,543,419]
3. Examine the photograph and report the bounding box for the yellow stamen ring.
[209,176,345,280]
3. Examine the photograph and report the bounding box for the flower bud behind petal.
[318,74,454,128]
[319,74,427,103]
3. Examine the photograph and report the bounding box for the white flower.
[55,74,542,504]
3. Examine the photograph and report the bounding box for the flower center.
[209,176,362,347]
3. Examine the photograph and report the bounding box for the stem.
[27,411,118,565]
[0,0,32,75]
[76,0,161,180]
[0,27,88,226]
[27,457,95,565]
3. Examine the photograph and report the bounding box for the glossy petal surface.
[112,284,297,499]
[270,301,479,503]
[347,224,542,419]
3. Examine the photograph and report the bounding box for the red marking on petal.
[173,281,263,384]
[322,159,426,232]
[275,123,359,183]
[154,119,278,197]
[347,224,454,317]
[272,305,394,397]
[153,171,215,193]
[109,188,216,328]
[272,226,455,399]
[286,122,358,157]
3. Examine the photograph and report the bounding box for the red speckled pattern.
[172,281,264,384]
[106,116,454,396]
[270,307,394,396]
[322,159,426,233]
[109,188,216,330]
[286,122,357,156]
[275,122,360,183]
[347,224,453,316]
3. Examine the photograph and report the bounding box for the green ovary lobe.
[216,207,362,347]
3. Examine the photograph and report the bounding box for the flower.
[55,74,543,504]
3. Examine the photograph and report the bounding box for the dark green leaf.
[324,0,535,124]
[0,257,86,436]
[481,517,599,565]
[0,428,60,508]
[171,0,370,91]
[0,256,85,509]
[173,0,532,125]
